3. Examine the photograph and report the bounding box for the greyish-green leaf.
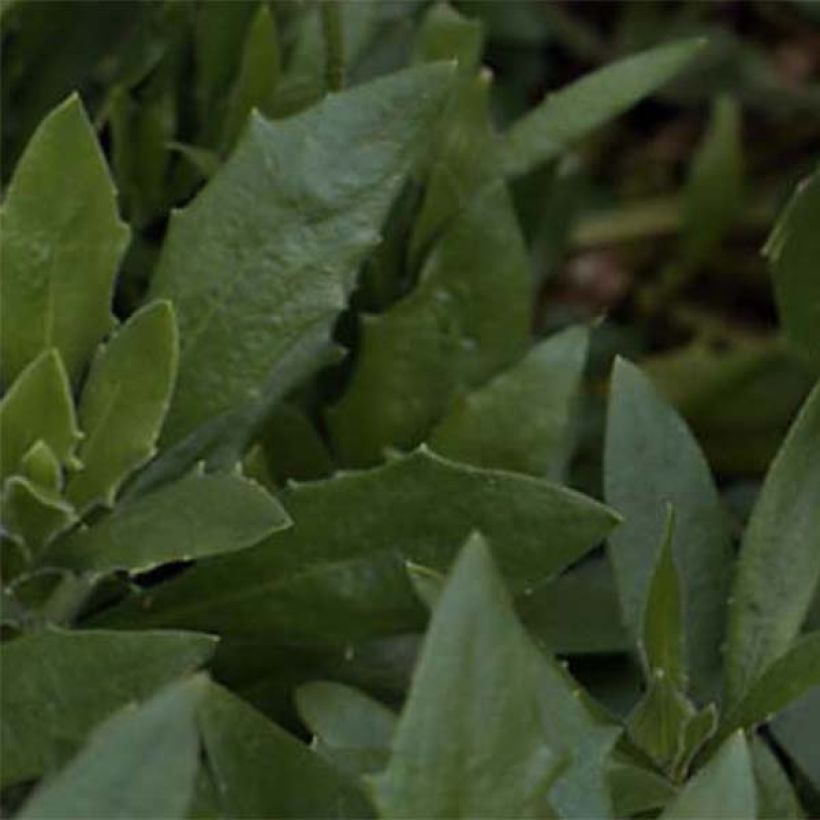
[750,735,805,819]
[49,470,290,575]
[766,167,820,371]
[0,94,130,384]
[606,357,733,700]
[150,63,453,446]
[502,39,705,179]
[725,379,820,704]
[66,300,178,513]
[0,628,215,786]
[19,676,205,820]
[0,348,81,482]
[429,325,589,478]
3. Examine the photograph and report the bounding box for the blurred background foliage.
[2,0,819,493]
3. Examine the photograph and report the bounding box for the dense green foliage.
[1,1,819,817]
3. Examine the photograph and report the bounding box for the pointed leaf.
[606,357,733,699]
[750,735,804,819]
[19,440,62,491]
[0,628,215,785]
[766,167,820,370]
[0,349,80,481]
[502,39,705,179]
[150,63,453,445]
[662,733,756,819]
[0,95,130,384]
[430,325,589,478]
[66,301,178,512]
[771,687,820,791]
[642,507,686,689]
[413,2,484,70]
[19,676,205,819]
[97,448,618,641]
[726,379,820,703]
[2,476,75,554]
[199,681,374,818]
[371,534,562,818]
[50,470,290,575]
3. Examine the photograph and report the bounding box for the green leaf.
[0,94,130,384]
[502,39,705,179]
[295,681,396,775]
[606,357,733,699]
[221,3,280,153]
[371,534,562,818]
[429,325,589,478]
[642,507,686,690]
[771,687,820,792]
[328,181,531,465]
[0,348,81,481]
[608,760,677,817]
[725,379,820,703]
[199,681,374,818]
[0,628,215,786]
[18,676,205,820]
[2,476,75,555]
[413,2,484,70]
[721,632,820,738]
[19,439,62,491]
[66,301,178,513]
[662,732,756,819]
[49,470,290,575]
[98,448,618,641]
[750,735,805,819]
[150,63,453,446]
[766,167,820,371]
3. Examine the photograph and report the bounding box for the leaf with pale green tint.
[296,681,397,775]
[720,632,820,738]
[680,95,743,268]
[371,534,563,818]
[221,3,280,153]
[750,735,805,819]
[430,325,589,478]
[2,476,75,554]
[66,301,178,513]
[199,681,374,818]
[97,448,618,641]
[413,2,483,70]
[150,63,453,446]
[19,440,62,491]
[626,672,694,774]
[766,167,820,371]
[725,380,820,704]
[0,94,130,384]
[19,676,205,820]
[328,181,531,466]
[662,732,756,819]
[0,628,215,786]
[50,470,289,575]
[405,561,445,610]
[0,349,80,482]
[606,357,733,700]
[772,687,820,791]
[642,507,686,690]
[502,39,705,179]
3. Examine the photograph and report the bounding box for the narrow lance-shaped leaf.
[0,348,81,481]
[662,732,756,819]
[371,534,562,818]
[0,94,130,384]
[502,39,705,179]
[0,628,215,786]
[97,448,619,643]
[725,379,820,704]
[66,300,178,513]
[605,357,733,700]
[199,681,374,818]
[150,63,453,446]
[766,166,820,371]
[49,470,290,576]
[429,325,589,478]
[19,676,205,820]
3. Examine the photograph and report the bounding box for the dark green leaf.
[0,95,129,384]
[19,676,205,819]
[771,687,820,792]
[725,380,820,704]
[608,759,677,817]
[0,628,215,785]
